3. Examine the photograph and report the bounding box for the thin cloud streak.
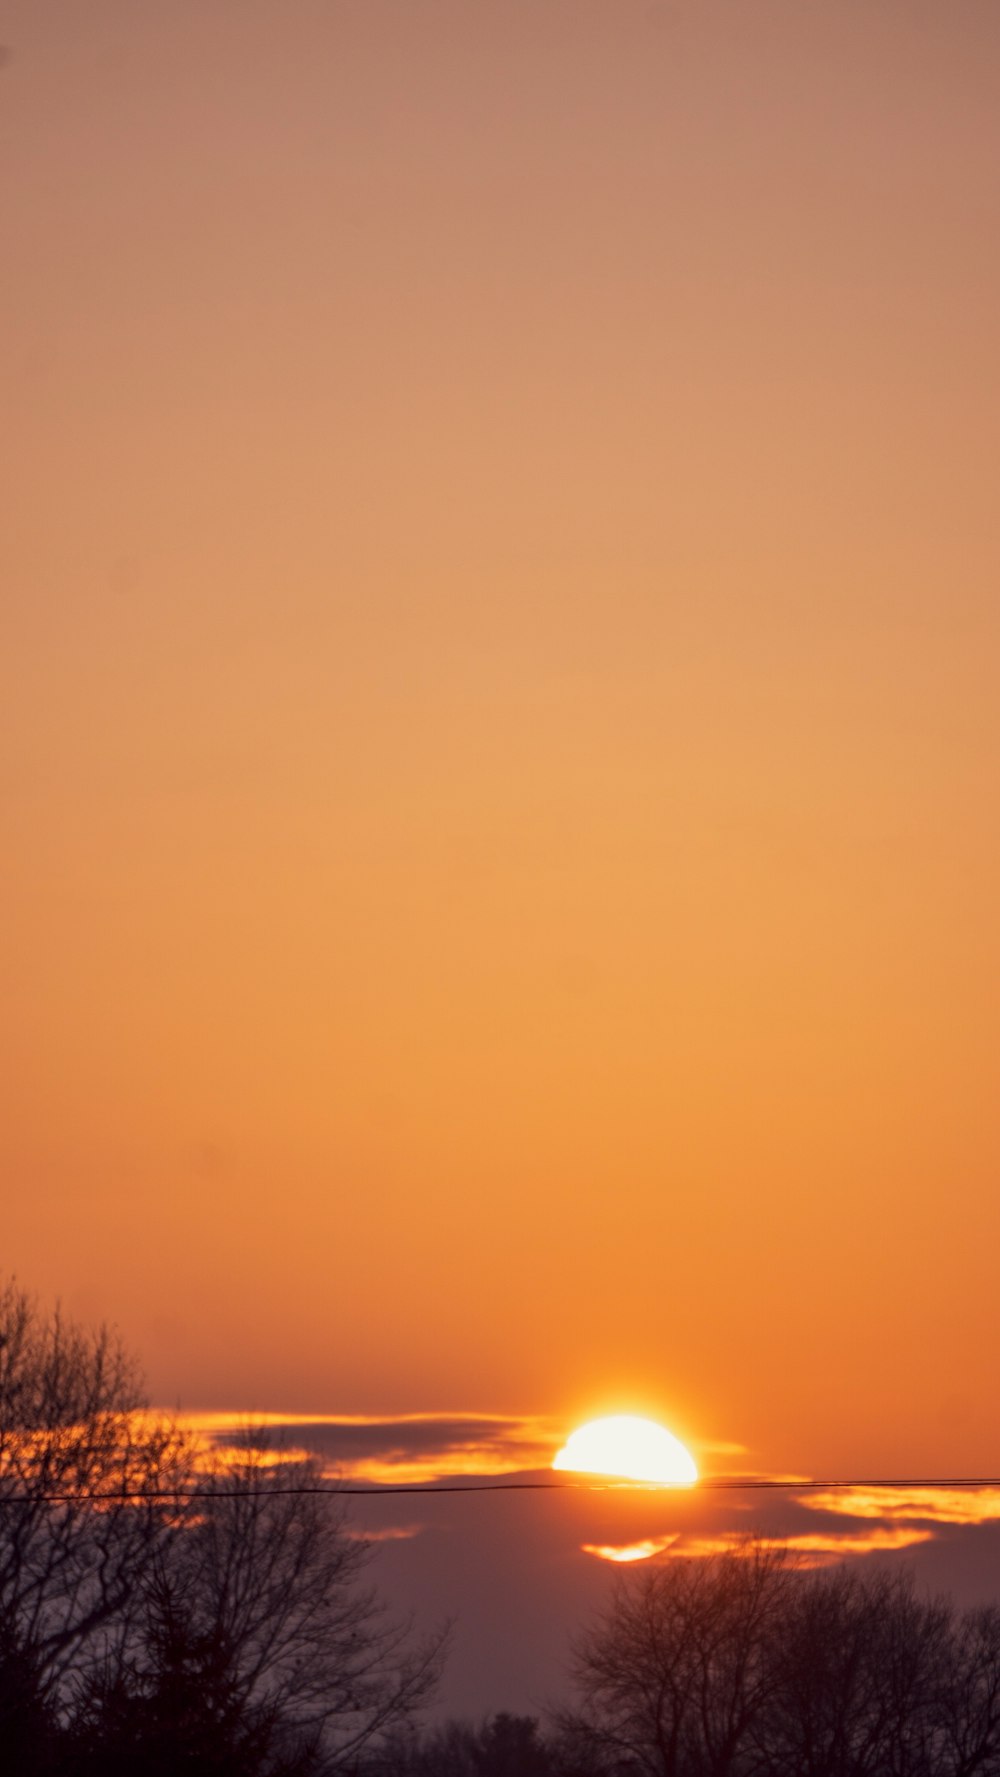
[582,1525,935,1567]
[175,1408,565,1485]
[800,1487,1000,1526]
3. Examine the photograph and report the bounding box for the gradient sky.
[4,1,1000,1482]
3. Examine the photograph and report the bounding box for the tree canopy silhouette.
[558,1542,1000,1777]
[0,1281,445,1775]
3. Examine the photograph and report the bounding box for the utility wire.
[2,1477,1000,1504]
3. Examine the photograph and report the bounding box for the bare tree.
[937,1604,1000,1777]
[760,1566,954,1777]
[559,1543,1000,1777]
[558,1542,794,1777]
[374,1712,556,1777]
[73,1442,448,1774]
[0,1278,185,1712]
[1,1285,446,1772]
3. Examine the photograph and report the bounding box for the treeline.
[553,1545,1000,1777]
[376,1551,1000,1777]
[6,1281,1000,1776]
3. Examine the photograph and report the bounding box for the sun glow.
[553,1415,698,1486]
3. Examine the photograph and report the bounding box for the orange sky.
[4,0,1000,1481]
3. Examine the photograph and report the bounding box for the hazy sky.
[4,1,1000,1480]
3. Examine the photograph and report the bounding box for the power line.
[2,1476,1000,1505]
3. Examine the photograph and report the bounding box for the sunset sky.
[4,0,1000,1623]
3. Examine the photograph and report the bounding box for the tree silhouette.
[67,1446,448,1775]
[0,1279,185,1716]
[374,1712,556,1777]
[559,1544,1000,1777]
[0,1284,446,1773]
[761,1565,953,1777]
[559,1542,793,1777]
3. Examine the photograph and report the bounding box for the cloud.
[167,1415,1000,1581]
[582,1535,681,1563]
[798,1487,1000,1527]
[581,1524,934,1568]
[782,1527,935,1565]
[174,1409,564,1485]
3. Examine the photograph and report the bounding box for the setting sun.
[552,1416,698,1486]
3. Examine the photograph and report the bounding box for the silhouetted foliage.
[107,1446,446,1774]
[558,1541,794,1777]
[0,1618,61,1776]
[0,1283,445,1775]
[373,1712,557,1777]
[938,1603,1000,1777]
[761,1562,955,1777]
[558,1543,1000,1777]
[0,1280,185,1716]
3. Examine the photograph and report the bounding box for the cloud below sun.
[582,1525,935,1568]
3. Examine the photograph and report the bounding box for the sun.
[552,1415,698,1486]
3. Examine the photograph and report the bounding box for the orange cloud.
[799,1487,1000,1526]
[582,1536,681,1563]
[783,1527,934,1562]
[173,1409,565,1486]
[581,1525,934,1566]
